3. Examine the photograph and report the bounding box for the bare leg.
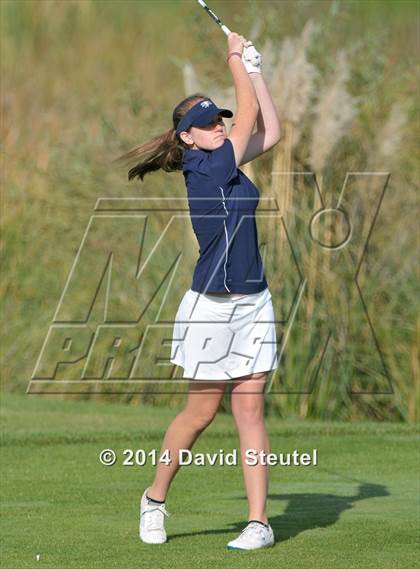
[147,380,227,501]
[231,372,270,524]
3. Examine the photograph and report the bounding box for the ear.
[179,131,194,146]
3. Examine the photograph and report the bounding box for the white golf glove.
[242,40,262,74]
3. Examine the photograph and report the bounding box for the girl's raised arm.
[226,32,259,167]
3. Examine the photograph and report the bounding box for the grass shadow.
[166,482,390,545]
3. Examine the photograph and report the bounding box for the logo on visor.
[200,100,212,108]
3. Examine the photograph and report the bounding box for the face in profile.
[180,113,227,151]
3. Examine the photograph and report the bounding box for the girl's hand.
[227,32,247,57]
[242,42,262,74]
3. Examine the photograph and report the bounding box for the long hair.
[112,93,209,182]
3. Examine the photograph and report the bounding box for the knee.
[182,408,217,431]
[232,402,264,427]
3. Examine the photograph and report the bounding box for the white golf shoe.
[226,520,275,550]
[139,487,171,544]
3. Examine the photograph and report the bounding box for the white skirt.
[170,287,278,380]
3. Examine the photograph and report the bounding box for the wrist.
[226,51,242,64]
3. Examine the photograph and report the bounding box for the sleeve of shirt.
[206,138,238,186]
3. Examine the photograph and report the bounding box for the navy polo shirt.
[182,137,268,294]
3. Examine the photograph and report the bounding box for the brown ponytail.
[112,92,209,182]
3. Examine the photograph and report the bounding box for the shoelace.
[237,522,268,541]
[143,503,171,531]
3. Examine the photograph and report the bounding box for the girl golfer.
[118,32,281,551]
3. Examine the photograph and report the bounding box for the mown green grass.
[1,394,418,568]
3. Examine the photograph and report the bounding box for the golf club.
[196,0,231,36]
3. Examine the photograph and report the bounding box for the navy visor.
[176,98,233,135]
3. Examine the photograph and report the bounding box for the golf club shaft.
[196,0,231,35]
